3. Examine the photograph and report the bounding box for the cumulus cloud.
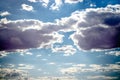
[0,11,10,17]
[70,4,120,50]
[65,0,83,4]
[0,19,65,51]
[0,4,120,52]
[21,4,34,11]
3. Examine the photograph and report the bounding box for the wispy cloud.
[50,0,63,10]
[65,0,84,4]
[28,0,49,8]
[21,4,34,11]
[60,63,120,74]
[18,64,34,70]
[105,51,120,56]
[0,11,10,17]
[60,63,120,79]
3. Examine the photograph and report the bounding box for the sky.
[0,0,120,80]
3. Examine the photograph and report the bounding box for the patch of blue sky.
[53,31,75,47]
[0,49,119,67]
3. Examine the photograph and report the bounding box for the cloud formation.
[65,0,83,4]
[0,68,28,80]
[0,4,120,51]
[50,0,63,10]
[52,45,77,56]
[28,0,49,7]
[0,19,65,51]
[0,11,10,17]
[60,63,120,79]
[70,4,120,50]
[21,4,34,11]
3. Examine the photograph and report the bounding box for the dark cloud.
[0,28,53,51]
[71,5,120,50]
[74,26,119,50]
[0,20,55,51]
[0,5,120,51]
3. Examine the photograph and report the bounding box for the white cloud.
[72,64,86,67]
[0,4,120,52]
[36,54,42,57]
[28,0,37,2]
[26,52,33,55]
[50,0,63,10]
[28,0,49,7]
[21,4,34,11]
[70,4,120,50]
[30,76,77,80]
[41,58,48,61]
[48,62,56,65]
[0,68,28,80]
[65,0,83,4]
[41,0,50,7]
[52,45,77,56]
[0,51,9,58]
[105,51,120,56]
[87,75,118,80]
[90,4,96,7]
[18,64,34,70]
[0,11,10,17]
[0,18,9,24]
[60,63,120,74]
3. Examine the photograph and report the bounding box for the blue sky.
[0,0,120,80]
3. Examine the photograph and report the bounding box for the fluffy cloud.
[0,11,10,17]
[65,0,83,4]
[70,4,120,50]
[0,4,120,52]
[21,4,34,11]
[0,19,65,51]
[52,45,77,56]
